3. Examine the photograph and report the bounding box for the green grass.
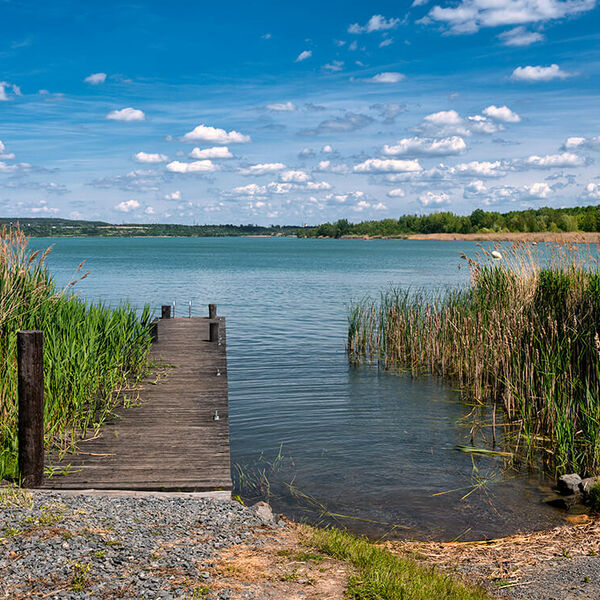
[0,226,153,480]
[308,527,489,600]
[348,242,600,477]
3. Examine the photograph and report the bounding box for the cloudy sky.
[1,0,599,224]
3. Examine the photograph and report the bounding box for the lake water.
[31,236,564,541]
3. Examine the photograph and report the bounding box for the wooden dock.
[39,315,232,493]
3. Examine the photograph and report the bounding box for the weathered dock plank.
[39,316,232,493]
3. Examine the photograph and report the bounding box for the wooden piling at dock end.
[17,330,45,488]
[40,315,232,493]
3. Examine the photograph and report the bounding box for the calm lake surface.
[32,237,563,540]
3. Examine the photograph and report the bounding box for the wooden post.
[208,304,217,319]
[17,330,44,488]
[161,305,171,319]
[209,321,219,342]
[150,320,159,343]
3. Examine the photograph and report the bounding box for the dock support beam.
[17,330,44,488]
[208,304,217,319]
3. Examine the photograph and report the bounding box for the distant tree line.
[0,218,300,238]
[298,206,600,238]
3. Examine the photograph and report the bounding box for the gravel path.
[0,491,286,600]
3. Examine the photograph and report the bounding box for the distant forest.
[0,218,299,238]
[3,204,600,239]
[299,205,600,238]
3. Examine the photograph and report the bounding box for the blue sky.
[1,0,599,225]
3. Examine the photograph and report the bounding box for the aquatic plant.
[0,226,152,479]
[348,242,600,476]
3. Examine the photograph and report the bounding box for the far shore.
[336,231,600,242]
[405,231,600,242]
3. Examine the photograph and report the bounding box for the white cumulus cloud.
[231,183,266,196]
[464,180,488,197]
[280,170,310,183]
[525,152,584,168]
[511,64,573,82]
[189,146,233,159]
[182,125,250,144]
[418,191,450,207]
[164,191,182,200]
[106,107,146,122]
[266,102,297,111]
[115,200,140,212]
[371,72,405,83]
[0,81,22,101]
[134,152,168,163]
[84,72,107,84]
[585,183,600,200]
[348,15,400,34]
[166,160,219,173]
[427,0,595,35]
[498,26,544,46]
[383,136,466,157]
[524,182,552,198]
[354,158,422,173]
[563,136,600,151]
[482,105,521,123]
[239,163,286,175]
[454,161,506,177]
[296,50,313,62]
[387,188,405,197]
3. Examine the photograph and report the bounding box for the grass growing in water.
[307,526,489,600]
[348,242,600,477]
[0,226,153,479]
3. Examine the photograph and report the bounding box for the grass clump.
[70,561,91,592]
[308,526,489,600]
[587,484,600,512]
[0,226,153,480]
[348,242,600,476]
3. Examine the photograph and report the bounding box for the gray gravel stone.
[0,492,281,599]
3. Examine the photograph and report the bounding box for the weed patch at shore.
[348,242,600,477]
[307,526,490,599]
[0,226,153,480]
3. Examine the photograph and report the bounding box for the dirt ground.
[211,521,350,599]
[386,515,600,599]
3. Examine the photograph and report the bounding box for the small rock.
[557,473,582,495]
[545,493,583,510]
[580,477,598,495]
[251,501,274,524]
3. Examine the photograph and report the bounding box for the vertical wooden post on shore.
[161,305,171,319]
[17,330,44,488]
[209,321,219,342]
[208,304,217,319]
[150,320,159,343]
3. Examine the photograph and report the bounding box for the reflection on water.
[32,237,564,540]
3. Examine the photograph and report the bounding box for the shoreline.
[3,486,599,599]
[405,232,600,242]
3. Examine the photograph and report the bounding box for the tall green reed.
[348,242,600,476]
[0,227,152,479]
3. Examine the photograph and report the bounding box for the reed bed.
[348,242,600,477]
[0,227,152,480]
